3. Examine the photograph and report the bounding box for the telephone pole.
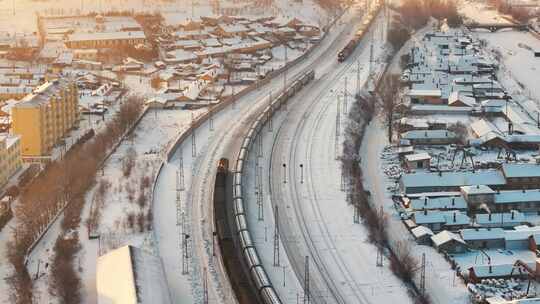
[335,96,341,160]
[273,205,280,267]
[344,77,348,114]
[304,256,310,304]
[191,113,196,157]
[420,253,426,296]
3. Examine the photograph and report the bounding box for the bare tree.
[375,74,402,143]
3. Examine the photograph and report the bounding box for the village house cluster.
[0,8,322,228]
[386,28,540,303]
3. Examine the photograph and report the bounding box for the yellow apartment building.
[11,80,79,157]
[0,133,22,186]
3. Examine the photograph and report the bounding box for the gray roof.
[475,211,525,225]
[68,31,146,43]
[410,196,467,210]
[502,163,540,178]
[494,190,540,205]
[431,230,465,247]
[460,228,505,241]
[401,170,506,190]
[401,130,457,140]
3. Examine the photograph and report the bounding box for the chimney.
[452,197,455,206]
[424,209,428,215]
[511,211,515,220]
[424,197,428,206]
[489,265,493,273]
[477,185,480,189]
[453,212,457,222]
[489,213,492,221]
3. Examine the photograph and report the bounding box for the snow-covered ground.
[250,9,416,304]
[477,30,540,104]
[150,4,377,304]
[459,0,513,24]
[11,107,203,304]
[361,120,471,304]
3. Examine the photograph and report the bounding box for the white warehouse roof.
[97,246,172,304]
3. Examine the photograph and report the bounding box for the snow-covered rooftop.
[96,246,172,304]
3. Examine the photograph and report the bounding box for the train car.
[213,157,260,304]
[338,39,359,62]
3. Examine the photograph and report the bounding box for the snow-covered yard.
[23,107,204,304]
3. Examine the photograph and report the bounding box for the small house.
[460,228,505,249]
[412,210,445,231]
[460,185,495,208]
[468,264,528,284]
[411,225,434,245]
[475,210,526,228]
[404,152,431,170]
[400,130,458,145]
[431,230,467,253]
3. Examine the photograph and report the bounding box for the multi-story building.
[11,80,78,158]
[0,133,22,186]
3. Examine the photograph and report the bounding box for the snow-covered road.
[151,5,369,303]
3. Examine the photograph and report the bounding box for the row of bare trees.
[341,76,429,303]
[488,0,533,22]
[388,0,462,51]
[6,96,144,304]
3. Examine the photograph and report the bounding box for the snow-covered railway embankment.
[231,70,315,304]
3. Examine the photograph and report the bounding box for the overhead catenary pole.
[344,77,348,114]
[304,256,310,304]
[420,253,426,296]
[268,91,273,132]
[258,166,264,221]
[273,205,280,266]
[356,60,361,96]
[335,95,341,160]
[191,113,196,157]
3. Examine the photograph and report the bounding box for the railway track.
[268,12,389,304]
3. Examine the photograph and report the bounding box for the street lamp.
[282,163,287,184]
[299,164,304,184]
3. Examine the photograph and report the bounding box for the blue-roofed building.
[399,170,506,194]
[502,163,540,189]
[400,130,458,145]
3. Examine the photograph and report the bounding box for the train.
[226,70,315,304]
[337,3,383,63]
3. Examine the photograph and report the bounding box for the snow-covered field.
[459,0,513,24]
[478,31,540,104]
[5,107,203,304]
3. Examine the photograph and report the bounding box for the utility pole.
[258,166,264,221]
[176,170,182,227]
[182,232,189,275]
[376,245,383,267]
[191,113,196,157]
[304,256,310,304]
[335,96,341,160]
[273,205,280,267]
[179,156,185,191]
[282,163,287,184]
[203,267,209,304]
[268,91,273,132]
[344,77,348,114]
[340,166,346,192]
[353,203,360,224]
[420,253,426,296]
[284,44,288,94]
[209,107,214,132]
[356,60,361,97]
